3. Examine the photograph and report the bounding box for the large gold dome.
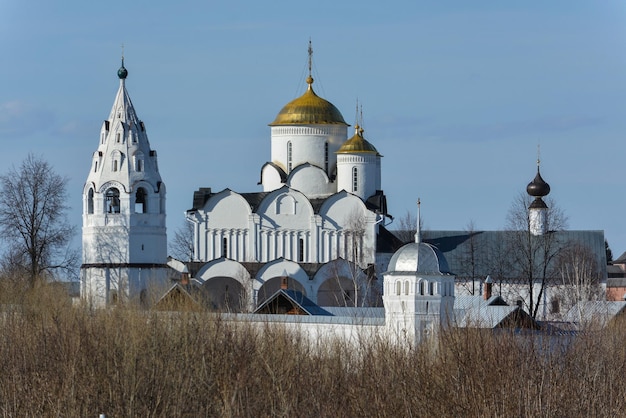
[269,76,347,126]
[337,125,380,155]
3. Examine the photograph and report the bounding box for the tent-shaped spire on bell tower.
[81,56,169,308]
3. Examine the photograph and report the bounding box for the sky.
[2,0,626,258]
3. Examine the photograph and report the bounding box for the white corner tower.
[81,58,169,307]
[383,200,455,345]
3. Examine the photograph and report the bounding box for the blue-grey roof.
[390,230,609,281]
[254,289,333,316]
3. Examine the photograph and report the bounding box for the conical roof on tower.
[85,58,162,192]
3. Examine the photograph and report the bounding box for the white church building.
[183,50,393,311]
[80,50,606,339]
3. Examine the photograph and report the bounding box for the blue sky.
[2,1,626,257]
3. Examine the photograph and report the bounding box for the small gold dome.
[269,77,347,126]
[337,125,380,155]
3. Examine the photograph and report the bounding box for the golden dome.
[337,125,380,155]
[269,76,347,126]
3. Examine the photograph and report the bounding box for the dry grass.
[0,283,625,417]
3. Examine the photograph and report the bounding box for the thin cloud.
[0,101,55,138]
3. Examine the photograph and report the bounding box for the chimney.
[483,275,493,300]
[181,265,189,286]
[280,276,288,290]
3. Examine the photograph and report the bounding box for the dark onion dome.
[527,168,550,197]
[269,76,347,126]
[336,125,381,155]
[118,58,128,80]
[387,241,451,275]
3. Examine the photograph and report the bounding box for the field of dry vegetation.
[0,283,625,417]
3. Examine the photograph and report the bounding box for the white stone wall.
[269,125,346,182]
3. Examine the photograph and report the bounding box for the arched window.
[87,189,94,214]
[135,188,147,213]
[419,281,425,295]
[134,152,144,172]
[352,167,358,192]
[222,237,228,258]
[276,194,295,215]
[324,142,329,172]
[395,281,401,296]
[428,282,434,296]
[105,188,121,213]
[116,132,121,143]
[404,281,409,295]
[298,238,304,262]
[287,141,292,172]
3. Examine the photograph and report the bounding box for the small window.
[87,189,94,214]
[428,282,434,296]
[324,142,329,172]
[404,281,409,295]
[550,298,560,314]
[395,281,401,296]
[136,159,143,172]
[222,237,228,258]
[113,160,118,172]
[419,281,425,295]
[298,238,304,262]
[116,133,121,143]
[101,133,105,144]
[94,161,98,172]
[352,167,358,192]
[287,141,292,172]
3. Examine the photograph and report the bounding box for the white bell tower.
[80,58,169,307]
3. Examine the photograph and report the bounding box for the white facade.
[186,70,388,309]
[81,60,169,307]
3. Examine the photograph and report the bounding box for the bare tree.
[554,243,603,318]
[505,192,568,319]
[454,221,486,295]
[394,209,425,244]
[0,154,76,287]
[169,221,194,261]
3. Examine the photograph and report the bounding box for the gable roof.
[254,289,332,316]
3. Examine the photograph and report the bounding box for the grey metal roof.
[563,301,626,325]
[389,229,607,281]
[456,305,520,328]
